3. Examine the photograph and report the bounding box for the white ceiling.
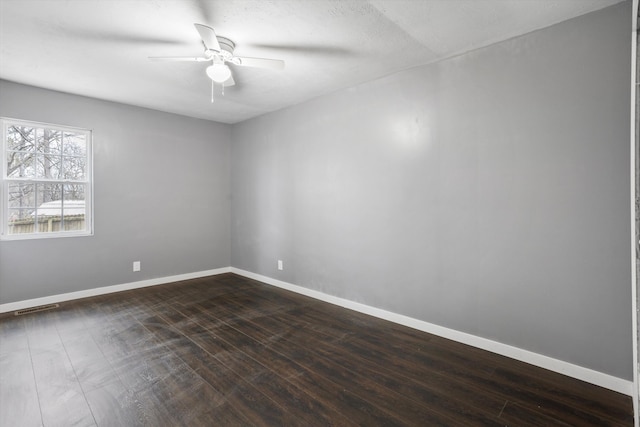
[0,0,625,124]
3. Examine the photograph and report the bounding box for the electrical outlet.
[277,260,283,271]
[133,261,141,272]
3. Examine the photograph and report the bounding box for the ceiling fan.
[149,24,285,89]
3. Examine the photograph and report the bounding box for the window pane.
[7,182,35,208]
[7,152,35,178]
[36,183,63,216]
[63,183,85,204]
[63,184,86,231]
[36,154,62,179]
[35,183,62,233]
[63,132,86,156]
[37,128,62,155]
[8,208,32,221]
[8,209,35,235]
[7,125,35,152]
[61,155,86,180]
[7,182,36,235]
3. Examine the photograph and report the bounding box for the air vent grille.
[14,304,59,316]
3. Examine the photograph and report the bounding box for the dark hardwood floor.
[0,273,633,426]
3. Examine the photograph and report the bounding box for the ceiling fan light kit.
[150,24,285,98]
[206,63,232,83]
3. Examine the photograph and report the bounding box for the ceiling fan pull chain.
[222,83,225,97]
[211,80,214,103]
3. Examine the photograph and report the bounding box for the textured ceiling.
[0,0,625,124]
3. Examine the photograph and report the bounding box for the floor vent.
[14,304,59,316]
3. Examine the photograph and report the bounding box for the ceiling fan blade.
[234,56,285,70]
[194,23,221,52]
[223,74,235,87]
[251,43,351,56]
[148,56,209,62]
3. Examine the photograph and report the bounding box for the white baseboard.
[0,267,231,314]
[230,267,633,396]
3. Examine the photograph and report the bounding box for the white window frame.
[1,117,93,240]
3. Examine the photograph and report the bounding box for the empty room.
[0,0,637,425]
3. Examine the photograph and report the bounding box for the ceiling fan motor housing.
[216,37,235,60]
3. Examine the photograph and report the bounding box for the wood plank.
[491,363,633,424]
[147,308,359,426]
[23,309,64,351]
[499,401,575,427]
[0,349,43,427]
[0,315,28,353]
[62,330,121,393]
[30,344,96,427]
[237,286,634,425]
[183,303,468,426]
[84,378,165,426]
[209,290,512,421]
[147,323,290,426]
[209,304,507,426]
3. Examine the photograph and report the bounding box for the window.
[1,118,93,240]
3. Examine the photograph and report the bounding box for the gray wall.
[0,80,231,303]
[231,2,632,379]
[0,3,631,381]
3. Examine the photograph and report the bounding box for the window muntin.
[2,118,93,240]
